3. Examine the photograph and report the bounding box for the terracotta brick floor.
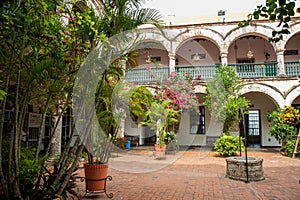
[75,147,300,200]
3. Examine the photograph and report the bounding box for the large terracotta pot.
[154,144,166,159]
[84,163,108,192]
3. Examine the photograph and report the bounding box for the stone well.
[226,156,265,182]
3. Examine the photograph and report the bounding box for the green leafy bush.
[285,139,300,157]
[267,106,300,146]
[214,135,245,156]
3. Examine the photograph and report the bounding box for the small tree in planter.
[165,131,179,154]
[204,65,249,135]
[139,100,179,158]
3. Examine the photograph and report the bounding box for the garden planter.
[154,144,166,159]
[84,163,108,192]
[166,140,177,154]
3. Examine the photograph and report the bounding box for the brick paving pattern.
[76,148,300,200]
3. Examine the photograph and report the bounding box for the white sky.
[142,0,271,17]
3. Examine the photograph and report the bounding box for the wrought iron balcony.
[285,61,300,76]
[228,62,278,78]
[125,61,300,83]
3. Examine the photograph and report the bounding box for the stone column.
[220,51,228,66]
[276,49,286,76]
[168,51,176,73]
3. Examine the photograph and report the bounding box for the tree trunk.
[11,67,23,199]
[36,94,52,159]
[0,75,10,199]
[49,116,62,156]
[57,138,84,196]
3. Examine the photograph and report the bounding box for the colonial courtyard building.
[123,17,300,148]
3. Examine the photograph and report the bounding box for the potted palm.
[82,66,122,195]
[165,131,179,154]
[140,100,179,159]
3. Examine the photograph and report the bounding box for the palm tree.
[89,0,163,162]
[98,0,162,37]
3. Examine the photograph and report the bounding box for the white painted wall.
[124,117,142,137]
[177,111,207,146]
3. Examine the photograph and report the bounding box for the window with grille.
[248,110,260,136]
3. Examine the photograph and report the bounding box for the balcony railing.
[175,65,218,80]
[228,62,278,78]
[125,62,299,83]
[125,66,169,83]
[285,61,300,76]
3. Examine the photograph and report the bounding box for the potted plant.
[82,66,122,195]
[165,131,179,154]
[140,100,179,159]
[83,135,112,193]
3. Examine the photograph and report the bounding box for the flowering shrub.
[152,71,200,113]
[267,106,300,146]
[126,68,201,146]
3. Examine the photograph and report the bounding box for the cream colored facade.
[124,18,300,147]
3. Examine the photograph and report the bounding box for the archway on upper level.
[175,37,220,66]
[284,33,300,62]
[128,40,169,68]
[227,35,276,64]
[284,32,300,76]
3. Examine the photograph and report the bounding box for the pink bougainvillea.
[146,69,200,113]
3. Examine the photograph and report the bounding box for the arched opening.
[284,33,300,76]
[176,37,220,66]
[242,92,280,147]
[125,40,168,82]
[228,35,277,78]
[228,35,276,63]
[132,41,168,67]
[175,37,220,80]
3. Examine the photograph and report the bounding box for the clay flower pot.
[154,144,166,159]
[84,163,109,192]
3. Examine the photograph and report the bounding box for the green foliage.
[140,100,179,146]
[214,135,245,157]
[204,65,249,134]
[0,71,6,100]
[128,86,153,121]
[1,137,45,198]
[99,0,162,37]
[284,139,300,157]
[80,152,88,160]
[267,106,300,145]
[240,0,296,42]
[165,131,177,144]
[0,0,162,198]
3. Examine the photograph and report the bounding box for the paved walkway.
[76,147,300,200]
